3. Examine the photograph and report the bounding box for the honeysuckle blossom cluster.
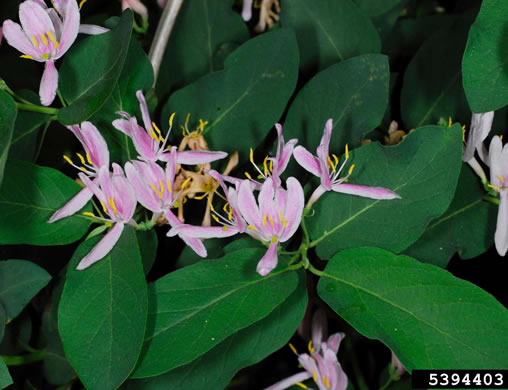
[2,0,107,106]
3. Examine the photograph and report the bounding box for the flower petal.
[1,20,39,58]
[171,150,228,165]
[264,371,312,390]
[48,186,93,223]
[167,225,239,239]
[78,24,108,35]
[19,1,55,42]
[256,241,279,276]
[311,309,328,353]
[56,0,80,57]
[495,191,508,256]
[125,162,161,212]
[293,145,321,177]
[39,60,58,106]
[463,111,494,162]
[488,136,503,182]
[76,222,125,270]
[136,90,153,133]
[241,0,253,21]
[112,118,133,135]
[79,121,110,168]
[280,177,304,242]
[324,332,345,355]
[331,183,401,200]
[238,179,264,234]
[110,174,137,221]
[165,210,207,257]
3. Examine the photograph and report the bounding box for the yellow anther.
[42,53,49,60]
[328,156,336,173]
[55,41,60,50]
[31,35,38,48]
[79,166,89,173]
[488,184,501,191]
[222,225,228,231]
[288,343,298,355]
[159,180,165,194]
[308,340,314,354]
[150,183,161,198]
[332,154,339,166]
[348,164,355,175]
[280,210,284,224]
[228,205,233,221]
[250,148,255,164]
[269,215,274,227]
[76,153,86,165]
[107,197,118,214]
[100,200,107,213]
[448,117,452,127]
[85,152,92,165]
[181,177,192,189]
[345,144,349,159]
[181,125,186,136]
[269,159,273,172]
[462,125,466,142]
[46,30,56,42]
[167,179,172,193]
[498,175,505,183]
[245,172,252,180]
[271,236,278,243]
[20,55,34,60]
[283,220,288,228]
[222,202,229,214]
[152,122,162,136]
[150,128,158,140]
[501,135,504,141]
[323,376,331,388]
[263,213,267,226]
[208,197,215,212]
[79,0,87,8]
[173,201,180,208]
[82,212,95,217]
[194,193,208,200]
[198,119,208,131]
[41,33,49,46]
[295,383,308,389]
[212,214,220,224]
[185,113,191,124]
[248,224,257,231]
[263,156,269,176]
[169,112,176,127]
[63,155,73,165]
[313,371,318,383]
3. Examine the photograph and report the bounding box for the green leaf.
[58,10,133,125]
[137,229,158,275]
[177,238,224,268]
[0,359,12,390]
[0,304,6,343]
[126,270,307,390]
[404,165,496,267]
[58,227,148,390]
[462,0,508,112]
[0,312,32,355]
[0,160,92,245]
[131,248,299,378]
[0,90,17,187]
[280,0,380,72]
[309,125,463,259]
[401,18,471,128]
[354,0,401,17]
[284,54,389,170]
[0,260,51,321]
[156,0,249,98]
[317,247,508,370]
[163,28,299,160]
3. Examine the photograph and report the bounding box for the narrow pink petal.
[174,150,228,165]
[78,171,106,205]
[311,309,328,353]
[136,90,152,133]
[167,225,238,239]
[125,162,161,212]
[495,192,508,256]
[277,139,298,174]
[280,177,304,242]
[258,178,276,226]
[76,223,125,270]
[157,0,167,8]
[19,1,55,41]
[238,179,263,233]
[256,241,279,276]
[1,20,39,58]
[464,111,494,162]
[47,9,62,38]
[293,146,321,177]
[298,353,321,380]
[48,186,93,222]
[80,121,109,168]
[112,119,133,136]
[325,332,345,355]
[165,146,178,198]
[39,60,58,106]
[78,24,108,35]
[391,352,406,376]
[112,163,124,176]
[55,0,79,57]
[331,183,401,200]
[165,210,207,257]
[110,174,137,221]
[241,0,253,21]
[129,118,157,161]
[123,0,148,19]
[264,371,312,390]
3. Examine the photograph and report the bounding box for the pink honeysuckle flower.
[463,111,495,163]
[125,146,207,257]
[238,176,304,276]
[113,90,228,164]
[242,0,254,21]
[167,169,247,240]
[487,136,508,256]
[71,165,137,269]
[2,0,106,106]
[49,121,110,223]
[265,310,348,390]
[293,118,401,207]
[122,0,148,21]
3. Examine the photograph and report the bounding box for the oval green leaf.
[131,248,299,378]
[58,10,133,125]
[162,28,299,160]
[318,247,508,370]
[309,124,463,259]
[280,0,380,72]
[0,160,92,245]
[0,90,17,188]
[58,227,148,390]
